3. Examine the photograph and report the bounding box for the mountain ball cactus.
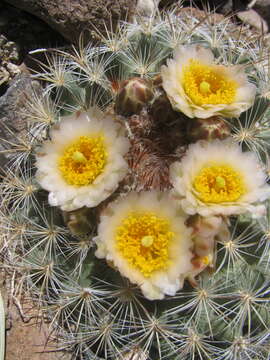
[1,7,270,360]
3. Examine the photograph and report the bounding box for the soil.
[1,272,71,360]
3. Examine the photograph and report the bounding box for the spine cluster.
[1,7,270,360]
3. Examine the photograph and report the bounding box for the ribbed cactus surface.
[1,7,270,360]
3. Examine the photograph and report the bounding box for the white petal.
[95,192,193,300]
[170,140,270,217]
[161,45,256,119]
[36,108,129,211]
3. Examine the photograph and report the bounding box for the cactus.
[1,7,270,360]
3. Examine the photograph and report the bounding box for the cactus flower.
[170,140,270,217]
[36,108,129,211]
[95,192,193,300]
[161,45,256,118]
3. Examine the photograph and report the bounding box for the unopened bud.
[187,116,231,142]
[115,77,154,116]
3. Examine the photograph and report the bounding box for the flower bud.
[187,116,231,142]
[150,75,181,124]
[114,77,154,116]
[62,207,96,236]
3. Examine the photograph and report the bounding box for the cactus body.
[1,7,270,360]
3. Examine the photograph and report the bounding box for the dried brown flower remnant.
[124,138,176,191]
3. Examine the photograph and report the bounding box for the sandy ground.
[1,271,71,360]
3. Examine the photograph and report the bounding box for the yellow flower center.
[183,59,237,106]
[193,164,245,203]
[58,135,107,186]
[116,212,175,277]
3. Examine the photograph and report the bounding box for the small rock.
[0,34,20,90]
[4,0,138,43]
[0,2,68,67]
[252,0,270,29]
[237,9,268,32]
[252,0,270,5]
[6,62,21,77]
[0,67,9,86]
[160,0,234,14]
[176,6,226,24]
[0,35,19,63]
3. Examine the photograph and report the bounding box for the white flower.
[170,140,270,217]
[36,108,129,211]
[161,45,256,119]
[95,192,193,300]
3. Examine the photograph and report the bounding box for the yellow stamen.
[199,81,211,94]
[183,59,237,106]
[58,135,107,186]
[116,212,174,277]
[193,164,245,203]
[202,255,211,265]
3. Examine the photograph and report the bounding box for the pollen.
[58,135,107,186]
[193,164,245,203]
[116,212,175,277]
[202,254,212,266]
[183,59,237,106]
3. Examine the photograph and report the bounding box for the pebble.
[237,9,268,33]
